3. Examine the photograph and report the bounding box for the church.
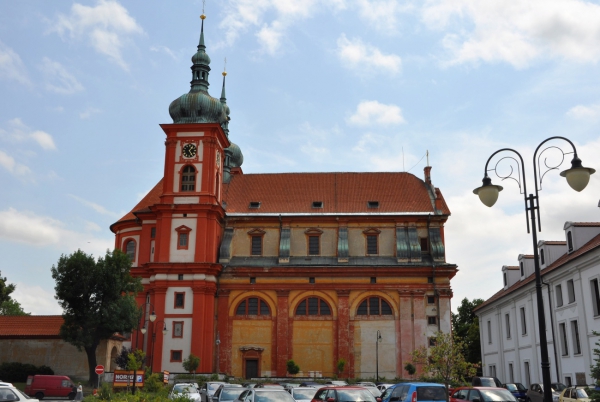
[110,14,458,380]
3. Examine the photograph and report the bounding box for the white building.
[474,222,600,387]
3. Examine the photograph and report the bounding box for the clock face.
[182,143,197,158]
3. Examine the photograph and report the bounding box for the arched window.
[235,297,270,316]
[295,297,331,316]
[181,166,196,192]
[125,240,136,261]
[357,297,393,316]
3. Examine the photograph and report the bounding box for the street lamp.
[376,330,382,382]
[473,136,595,402]
[215,332,221,375]
[150,320,168,371]
[132,304,156,394]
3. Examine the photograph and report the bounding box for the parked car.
[289,387,318,402]
[256,384,285,389]
[24,375,76,400]
[170,383,202,401]
[363,387,382,398]
[311,386,378,402]
[559,387,590,402]
[503,383,528,402]
[471,378,503,388]
[450,387,516,402]
[280,383,302,391]
[300,383,321,388]
[212,386,249,402]
[0,385,40,402]
[381,382,447,402]
[200,382,228,402]
[235,389,297,402]
[358,383,377,388]
[527,383,567,402]
[325,381,349,387]
[377,385,395,393]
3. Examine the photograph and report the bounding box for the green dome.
[227,142,243,168]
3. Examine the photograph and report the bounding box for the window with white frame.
[524,361,531,387]
[556,284,563,307]
[520,307,527,335]
[487,320,492,344]
[503,273,507,287]
[559,322,569,356]
[505,313,511,339]
[571,320,581,355]
[489,365,496,377]
[591,279,600,316]
[520,262,524,276]
[509,363,514,383]
[567,279,575,303]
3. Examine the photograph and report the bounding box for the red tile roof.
[571,222,600,227]
[475,233,600,312]
[223,172,449,214]
[113,179,164,226]
[0,315,63,338]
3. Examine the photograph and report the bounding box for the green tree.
[286,359,300,375]
[0,271,29,316]
[336,358,346,377]
[589,331,600,402]
[412,331,478,401]
[451,297,484,367]
[404,362,416,378]
[51,249,142,386]
[182,353,200,375]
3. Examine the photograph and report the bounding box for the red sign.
[95,365,104,375]
[113,370,144,388]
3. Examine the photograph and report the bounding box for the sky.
[1,0,600,315]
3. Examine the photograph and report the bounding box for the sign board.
[163,371,170,384]
[95,365,104,375]
[112,370,144,388]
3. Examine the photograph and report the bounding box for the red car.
[450,387,517,402]
[311,386,380,402]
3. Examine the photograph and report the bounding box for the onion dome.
[226,142,244,168]
[168,14,227,125]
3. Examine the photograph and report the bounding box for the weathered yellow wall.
[353,320,397,380]
[347,227,395,256]
[289,228,337,256]
[230,227,280,257]
[292,321,334,377]
[231,320,272,377]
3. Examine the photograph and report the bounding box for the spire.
[199,14,206,50]
[220,58,227,102]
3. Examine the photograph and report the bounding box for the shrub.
[0,362,54,382]
[286,360,300,375]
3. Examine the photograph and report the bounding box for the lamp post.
[473,136,595,402]
[376,330,382,382]
[215,332,221,375]
[150,320,168,371]
[132,305,156,394]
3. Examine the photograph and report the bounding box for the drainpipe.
[542,279,560,382]
[427,214,440,331]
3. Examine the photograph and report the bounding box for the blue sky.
[1,0,599,314]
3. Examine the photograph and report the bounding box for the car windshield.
[417,387,447,401]
[575,389,589,398]
[515,385,526,392]
[551,384,566,392]
[479,390,516,402]
[210,384,223,390]
[174,385,197,394]
[292,389,317,400]
[336,389,377,402]
[505,385,518,392]
[254,391,296,402]
[479,380,496,387]
[222,389,246,400]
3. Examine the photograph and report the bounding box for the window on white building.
[591,279,600,316]
[567,280,575,303]
[487,320,492,344]
[509,363,514,383]
[520,307,527,335]
[567,231,573,252]
[556,284,563,307]
[489,365,496,377]
[559,322,569,356]
[524,361,531,387]
[505,313,511,339]
[540,248,545,265]
[503,272,507,287]
[520,262,524,276]
[571,320,581,355]
[565,376,572,387]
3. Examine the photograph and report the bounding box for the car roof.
[390,383,446,388]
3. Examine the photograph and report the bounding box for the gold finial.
[200,14,206,20]
[222,57,227,76]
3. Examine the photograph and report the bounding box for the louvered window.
[251,236,262,256]
[308,236,320,255]
[181,166,196,191]
[236,297,270,316]
[295,297,331,316]
[357,297,393,316]
[367,235,378,255]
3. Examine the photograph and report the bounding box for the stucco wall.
[231,320,272,377]
[292,320,334,376]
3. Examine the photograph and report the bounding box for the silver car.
[213,387,249,402]
[289,387,318,402]
[235,389,297,402]
[169,383,202,401]
[201,382,228,402]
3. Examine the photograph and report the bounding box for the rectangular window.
[366,235,378,255]
[524,362,531,387]
[560,322,569,356]
[308,235,320,255]
[151,227,156,239]
[567,279,575,303]
[170,350,182,362]
[489,365,496,377]
[178,232,188,249]
[520,307,527,335]
[174,292,185,309]
[520,262,524,276]
[428,316,437,325]
[509,363,514,383]
[487,321,492,344]
[556,284,563,307]
[505,313,511,339]
[592,279,600,316]
[571,320,581,355]
[420,237,429,253]
[503,273,507,287]
[173,321,183,338]
[251,236,262,256]
[427,296,435,304]
[540,248,545,265]
[565,377,572,387]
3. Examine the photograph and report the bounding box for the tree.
[286,359,300,375]
[51,249,143,386]
[336,358,346,377]
[0,271,29,316]
[182,353,200,375]
[589,331,600,402]
[451,297,484,367]
[404,362,416,378]
[411,331,478,401]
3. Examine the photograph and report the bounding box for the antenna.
[426,150,430,167]
[224,57,227,72]
[202,0,205,14]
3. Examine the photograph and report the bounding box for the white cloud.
[79,107,102,119]
[50,0,143,71]
[336,34,402,74]
[0,40,31,86]
[41,57,84,94]
[422,0,600,68]
[12,284,62,315]
[150,45,177,60]
[348,100,405,126]
[567,103,600,119]
[0,149,32,177]
[68,194,121,218]
[355,0,414,33]
[0,118,57,150]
